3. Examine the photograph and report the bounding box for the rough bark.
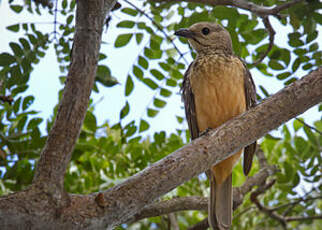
[0,67,320,229]
[33,0,116,200]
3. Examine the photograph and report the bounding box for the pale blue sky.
[0,0,320,138]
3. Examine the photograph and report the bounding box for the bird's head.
[175,22,233,54]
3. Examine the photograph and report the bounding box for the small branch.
[187,217,208,230]
[250,182,322,228]
[285,215,322,222]
[168,213,180,230]
[252,16,275,66]
[250,180,288,228]
[149,0,304,17]
[295,117,322,135]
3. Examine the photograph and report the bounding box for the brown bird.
[175,22,257,230]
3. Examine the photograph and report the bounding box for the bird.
[175,22,257,230]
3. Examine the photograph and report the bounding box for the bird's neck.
[196,46,233,57]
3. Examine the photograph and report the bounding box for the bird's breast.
[190,56,246,131]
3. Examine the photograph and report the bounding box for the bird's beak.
[175,28,194,38]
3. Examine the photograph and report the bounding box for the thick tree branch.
[32,0,117,197]
[129,162,277,223]
[0,68,321,229]
[82,67,321,229]
[149,0,304,17]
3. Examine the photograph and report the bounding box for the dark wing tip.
[243,142,256,175]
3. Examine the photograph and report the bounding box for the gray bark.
[0,67,321,229]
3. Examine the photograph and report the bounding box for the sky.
[0,0,321,139]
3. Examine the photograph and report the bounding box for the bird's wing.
[242,60,257,175]
[181,63,200,140]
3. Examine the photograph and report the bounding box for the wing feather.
[181,63,199,140]
[241,60,257,175]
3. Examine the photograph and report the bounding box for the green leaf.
[62,0,68,9]
[13,97,21,114]
[22,96,35,111]
[7,24,20,32]
[306,30,318,43]
[66,15,74,25]
[150,69,165,80]
[153,98,166,108]
[293,118,304,132]
[115,33,133,48]
[143,78,158,90]
[84,112,97,132]
[133,65,143,79]
[27,118,43,130]
[135,33,143,44]
[147,108,159,117]
[0,53,16,66]
[125,75,134,96]
[121,8,138,16]
[166,79,177,87]
[277,72,291,80]
[139,119,149,132]
[120,101,130,119]
[117,20,135,28]
[138,56,148,69]
[259,85,269,97]
[304,126,318,146]
[160,88,172,97]
[10,5,23,13]
[9,42,24,57]
[268,60,284,70]
[96,65,118,87]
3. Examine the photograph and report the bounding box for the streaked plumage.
[176,22,256,230]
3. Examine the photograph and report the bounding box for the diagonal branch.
[85,67,322,229]
[0,68,321,229]
[128,163,277,223]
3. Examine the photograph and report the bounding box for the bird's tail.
[208,173,232,230]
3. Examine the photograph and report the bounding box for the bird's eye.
[201,27,210,35]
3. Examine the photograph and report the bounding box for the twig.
[250,180,288,228]
[295,117,322,135]
[250,181,322,228]
[252,16,275,66]
[149,0,304,18]
[285,215,322,222]
[168,213,180,230]
[187,217,208,230]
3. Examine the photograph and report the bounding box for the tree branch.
[128,162,277,224]
[252,16,275,66]
[0,67,321,228]
[32,0,117,202]
[149,0,304,17]
[251,183,322,228]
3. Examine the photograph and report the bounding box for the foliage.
[0,0,321,229]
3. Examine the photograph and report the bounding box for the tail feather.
[208,173,232,230]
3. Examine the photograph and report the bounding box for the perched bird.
[175,22,257,230]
